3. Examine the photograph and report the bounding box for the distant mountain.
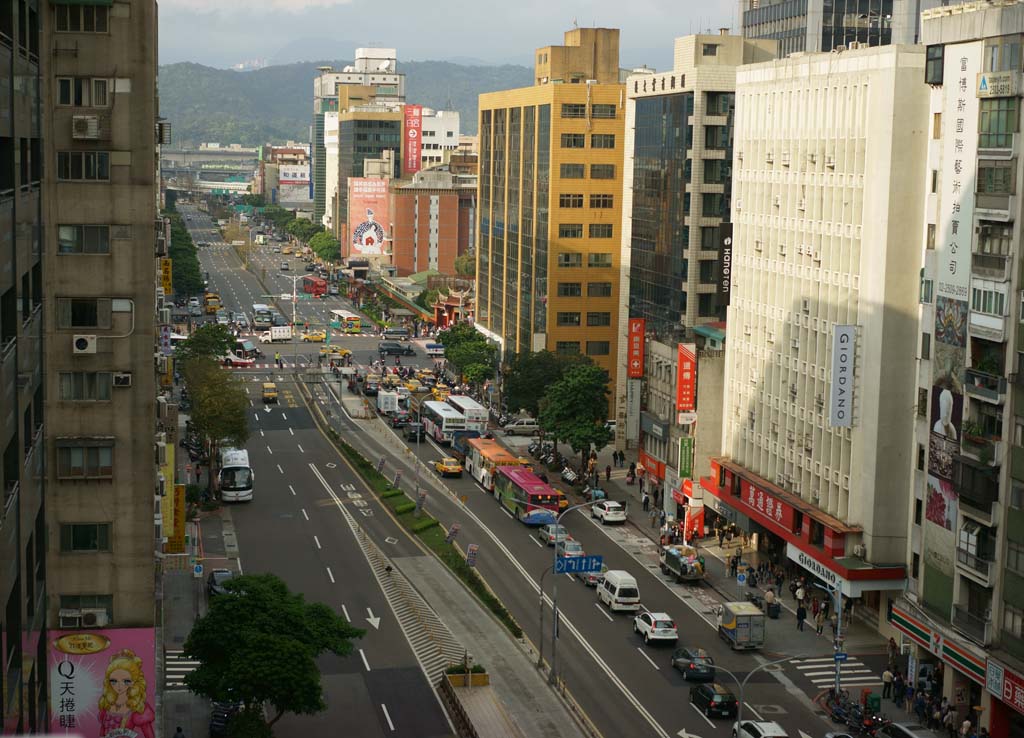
[158,59,533,147]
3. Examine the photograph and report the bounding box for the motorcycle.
[560,466,578,484]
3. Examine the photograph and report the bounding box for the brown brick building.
[390,168,476,276]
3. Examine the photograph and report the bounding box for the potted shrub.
[445,662,489,687]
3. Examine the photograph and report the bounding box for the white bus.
[217,448,254,502]
[251,303,274,330]
[446,395,487,433]
[420,400,466,444]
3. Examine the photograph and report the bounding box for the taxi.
[403,379,423,393]
[432,386,451,401]
[434,457,463,478]
[319,345,352,357]
[261,382,278,403]
[300,330,327,343]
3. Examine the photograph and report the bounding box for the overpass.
[161,147,259,167]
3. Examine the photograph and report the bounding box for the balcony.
[965,368,1007,404]
[961,433,1003,466]
[954,455,1000,519]
[956,544,995,583]
[969,309,1008,343]
[951,604,993,646]
[2,480,17,523]
[971,252,1011,281]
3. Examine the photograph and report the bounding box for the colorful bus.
[466,438,521,492]
[446,395,488,433]
[329,309,362,334]
[420,400,466,443]
[494,466,564,523]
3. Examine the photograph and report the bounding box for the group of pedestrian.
[611,450,626,467]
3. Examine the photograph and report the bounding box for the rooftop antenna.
[445,85,454,111]
[573,16,578,28]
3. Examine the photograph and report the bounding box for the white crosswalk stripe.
[791,655,881,688]
[164,649,200,691]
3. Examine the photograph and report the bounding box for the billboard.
[627,318,645,378]
[348,177,390,256]
[50,627,157,736]
[159,258,172,295]
[676,343,696,412]
[404,104,423,175]
[828,325,856,427]
[717,223,733,306]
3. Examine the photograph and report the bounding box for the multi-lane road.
[179,203,863,738]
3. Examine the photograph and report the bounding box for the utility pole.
[278,273,304,371]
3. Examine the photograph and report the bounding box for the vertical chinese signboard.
[678,436,694,479]
[828,325,855,427]
[627,318,645,378]
[160,257,173,295]
[676,343,696,411]
[404,104,423,175]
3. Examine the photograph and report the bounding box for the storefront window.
[793,510,804,537]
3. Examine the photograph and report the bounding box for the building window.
[589,223,613,238]
[702,192,727,217]
[918,388,929,417]
[558,224,583,238]
[589,194,614,209]
[704,159,725,184]
[556,282,581,297]
[56,442,113,479]
[559,194,583,208]
[927,224,936,250]
[925,45,944,85]
[590,104,616,119]
[57,151,110,181]
[971,287,1006,317]
[59,372,111,401]
[917,444,926,471]
[912,553,920,579]
[586,341,610,356]
[1014,416,1024,446]
[978,161,1016,194]
[556,312,581,327]
[933,112,942,139]
[591,134,615,149]
[590,164,615,180]
[557,253,582,268]
[587,253,612,268]
[984,35,1022,73]
[698,293,717,317]
[58,225,110,254]
[561,103,586,119]
[56,297,111,329]
[587,282,612,297]
[702,44,719,57]
[921,332,931,360]
[699,260,716,283]
[59,594,113,620]
[555,341,580,355]
[560,163,584,179]
[587,312,611,327]
[920,276,933,304]
[560,133,585,149]
[55,4,109,33]
[56,77,110,107]
[979,98,1018,149]
[1008,542,1024,576]
[59,523,112,552]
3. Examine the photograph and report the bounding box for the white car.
[591,500,627,524]
[732,721,789,738]
[632,610,678,644]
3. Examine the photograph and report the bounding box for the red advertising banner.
[627,318,645,378]
[676,343,696,411]
[348,177,390,257]
[404,104,423,175]
[736,477,795,531]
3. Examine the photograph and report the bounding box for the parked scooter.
[560,465,578,484]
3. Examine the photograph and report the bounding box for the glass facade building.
[742,0,898,56]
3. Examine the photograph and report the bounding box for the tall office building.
[615,32,776,515]
[0,0,46,729]
[702,45,926,637]
[893,4,1024,732]
[476,28,625,400]
[737,0,939,57]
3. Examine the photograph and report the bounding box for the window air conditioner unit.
[73,335,97,354]
[781,152,791,166]
[156,441,167,466]
[155,235,167,256]
[113,372,132,388]
[825,155,835,168]
[160,307,171,325]
[853,543,866,558]
[808,152,817,164]
[72,115,101,140]
[754,239,762,252]
[156,355,168,374]
[773,195,781,208]
[59,609,82,629]
[766,152,774,164]
[81,609,109,627]
[797,199,806,211]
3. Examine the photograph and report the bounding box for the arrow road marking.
[366,608,381,630]
[677,729,703,738]
[264,405,272,413]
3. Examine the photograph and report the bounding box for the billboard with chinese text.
[404,104,422,175]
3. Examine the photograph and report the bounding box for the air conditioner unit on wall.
[59,609,81,628]
[113,372,132,388]
[72,115,100,140]
[853,544,866,558]
[81,608,109,627]
[73,335,97,354]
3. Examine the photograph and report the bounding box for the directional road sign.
[833,652,848,663]
[554,555,604,575]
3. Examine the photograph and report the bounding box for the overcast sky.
[159,0,737,71]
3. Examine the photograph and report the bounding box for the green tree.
[287,218,322,243]
[437,322,481,351]
[181,358,250,484]
[165,212,204,295]
[414,288,440,310]
[504,350,589,418]
[453,252,476,277]
[309,231,341,261]
[262,205,295,230]
[538,363,612,469]
[184,573,364,728]
[239,194,265,207]
[175,323,235,366]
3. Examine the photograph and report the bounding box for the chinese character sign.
[348,178,390,256]
[738,479,793,529]
[404,104,423,175]
[49,628,157,737]
[627,319,645,378]
[676,343,696,411]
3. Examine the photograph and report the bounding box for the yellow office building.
[476,28,625,402]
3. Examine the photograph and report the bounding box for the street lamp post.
[278,273,304,371]
[811,581,845,696]
[712,654,804,728]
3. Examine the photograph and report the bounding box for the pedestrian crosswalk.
[164,649,200,691]
[792,655,880,689]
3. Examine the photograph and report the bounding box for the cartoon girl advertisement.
[49,628,156,737]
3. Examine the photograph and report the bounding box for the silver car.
[536,524,569,546]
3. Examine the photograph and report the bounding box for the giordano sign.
[786,542,845,590]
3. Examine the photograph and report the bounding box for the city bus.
[465,438,521,492]
[420,400,466,444]
[251,303,274,330]
[217,448,254,502]
[329,309,362,334]
[494,466,564,523]
[302,275,327,297]
[446,395,488,433]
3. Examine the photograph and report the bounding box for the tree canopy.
[309,230,341,261]
[174,323,235,366]
[287,218,322,243]
[453,252,476,278]
[503,350,590,418]
[166,212,204,296]
[181,358,250,451]
[538,363,612,466]
[438,323,497,385]
[184,573,364,727]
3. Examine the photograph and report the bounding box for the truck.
[258,326,292,343]
[204,292,221,314]
[376,391,399,415]
[717,601,765,651]
[255,234,267,245]
[658,544,706,584]
[450,430,482,464]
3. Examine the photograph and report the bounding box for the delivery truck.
[717,601,765,651]
[658,544,706,584]
[376,391,399,415]
[258,326,293,343]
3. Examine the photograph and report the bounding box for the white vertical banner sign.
[625,378,641,442]
[829,325,856,427]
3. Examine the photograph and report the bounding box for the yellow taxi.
[319,345,352,357]
[282,246,293,255]
[403,379,422,393]
[300,330,327,343]
[434,457,463,477]
[432,386,451,401]
[261,382,278,403]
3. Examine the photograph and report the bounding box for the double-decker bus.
[466,438,521,492]
[217,448,254,502]
[251,303,274,330]
[446,395,488,433]
[494,466,564,523]
[329,309,362,334]
[420,400,466,443]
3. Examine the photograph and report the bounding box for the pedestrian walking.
[605,464,612,482]
[815,609,826,635]
[905,684,915,715]
[649,508,658,528]
[175,728,186,738]
[882,668,894,698]
[811,596,820,618]
[718,528,726,548]
[796,604,807,631]
[893,672,905,707]
[960,719,973,738]
[638,476,645,495]
[795,585,805,604]
[887,637,899,669]
[641,492,650,512]
[659,509,666,527]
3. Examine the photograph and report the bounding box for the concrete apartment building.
[475,28,625,400]
[256,144,312,208]
[0,0,46,728]
[391,167,476,276]
[615,33,776,510]
[701,45,927,642]
[890,3,1024,732]
[421,108,461,168]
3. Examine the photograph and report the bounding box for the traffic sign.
[737,573,747,585]
[555,555,604,575]
[834,652,848,663]
[193,564,203,579]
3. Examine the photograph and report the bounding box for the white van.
[597,570,640,612]
[503,418,540,436]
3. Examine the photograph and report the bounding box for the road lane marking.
[326,566,335,583]
[637,648,660,671]
[277,464,284,474]
[297,444,305,453]
[381,703,395,731]
[594,603,614,622]
[260,429,265,437]
[531,536,543,548]
[690,702,716,729]
[282,412,288,420]
[288,485,296,496]
[266,445,273,455]
[314,535,321,550]
[744,703,763,720]
[253,413,259,421]
[301,509,309,521]
[359,648,370,671]
[289,428,294,436]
